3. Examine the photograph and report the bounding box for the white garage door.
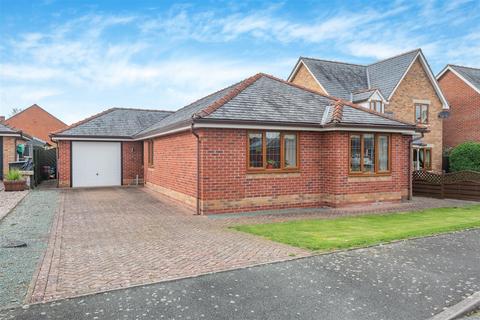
[72,141,121,187]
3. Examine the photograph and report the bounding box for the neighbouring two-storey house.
[437,64,480,149]
[288,49,449,172]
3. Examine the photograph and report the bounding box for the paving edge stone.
[428,291,480,320]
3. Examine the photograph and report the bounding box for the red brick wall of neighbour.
[195,129,411,214]
[122,141,144,185]
[2,136,20,178]
[57,140,71,187]
[143,131,198,208]
[438,70,480,149]
[5,105,66,145]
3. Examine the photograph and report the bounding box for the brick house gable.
[437,68,480,148]
[5,104,66,145]
[387,57,444,171]
[288,50,448,172]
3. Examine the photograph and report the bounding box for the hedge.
[449,141,480,172]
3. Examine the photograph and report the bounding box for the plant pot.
[4,180,26,192]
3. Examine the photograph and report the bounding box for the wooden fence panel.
[412,170,480,201]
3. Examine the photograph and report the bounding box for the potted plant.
[266,160,276,169]
[4,169,26,192]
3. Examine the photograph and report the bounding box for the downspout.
[190,119,201,215]
[409,137,413,200]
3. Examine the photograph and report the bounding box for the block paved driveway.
[29,188,308,303]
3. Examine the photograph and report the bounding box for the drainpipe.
[409,137,413,200]
[190,120,201,215]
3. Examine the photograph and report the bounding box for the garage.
[72,141,121,188]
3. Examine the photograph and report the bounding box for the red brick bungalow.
[52,73,420,214]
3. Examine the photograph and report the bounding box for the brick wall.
[6,105,66,145]
[387,58,444,172]
[143,131,198,208]
[57,140,71,187]
[2,137,16,178]
[319,132,410,206]
[437,70,480,148]
[122,141,144,185]
[289,63,327,94]
[197,129,410,214]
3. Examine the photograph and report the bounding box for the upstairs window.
[247,131,298,171]
[369,100,384,113]
[350,133,390,175]
[415,103,429,124]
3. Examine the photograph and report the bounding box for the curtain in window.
[248,133,263,168]
[363,134,375,172]
[378,135,389,171]
[350,135,361,172]
[284,134,297,168]
[266,132,280,168]
[425,149,431,169]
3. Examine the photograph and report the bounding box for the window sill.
[246,171,300,179]
[347,175,392,182]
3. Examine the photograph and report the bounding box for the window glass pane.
[421,105,428,123]
[425,149,431,169]
[350,135,361,172]
[248,133,263,168]
[415,105,421,123]
[413,149,419,170]
[375,101,382,113]
[284,134,297,168]
[378,135,389,171]
[266,132,281,169]
[363,134,375,172]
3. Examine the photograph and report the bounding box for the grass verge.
[232,205,480,251]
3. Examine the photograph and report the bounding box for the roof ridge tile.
[367,48,420,67]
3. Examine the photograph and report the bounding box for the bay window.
[247,131,299,171]
[350,133,391,175]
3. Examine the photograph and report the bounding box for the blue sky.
[1,0,479,124]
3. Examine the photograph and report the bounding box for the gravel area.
[0,190,59,310]
[1,229,478,320]
[0,182,29,221]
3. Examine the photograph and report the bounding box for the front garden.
[233,205,480,251]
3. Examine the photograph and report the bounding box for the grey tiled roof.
[205,76,332,124]
[340,106,408,127]
[136,83,238,137]
[55,108,173,137]
[296,49,421,101]
[301,58,367,100]
[352,90,376,102]
[368,49,420,99]
[449,65,480,91]
[136,74,413,139]
[0,122,18,134]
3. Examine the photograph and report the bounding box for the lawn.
[232,205,480,251]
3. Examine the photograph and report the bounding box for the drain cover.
[1,240,27,248]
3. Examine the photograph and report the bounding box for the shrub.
[6,169,23,181]
[449,141,480,172]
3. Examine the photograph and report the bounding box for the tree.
[449,141,480,172]
[10,107,23,117]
